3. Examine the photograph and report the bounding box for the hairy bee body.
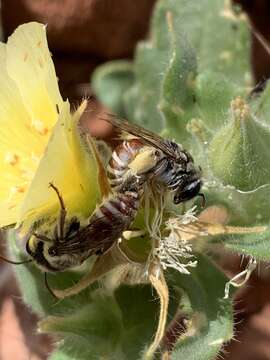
[107,139,147,188]
[106,119,202,204]
[26,176,143,272]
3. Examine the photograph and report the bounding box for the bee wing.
[54,216,121,256]
[102,114,177,159]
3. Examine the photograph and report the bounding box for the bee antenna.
[44,272,58,299]
[0,254,32,265]
[198,193,206,208]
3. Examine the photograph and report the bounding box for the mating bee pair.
[2,116,203,288]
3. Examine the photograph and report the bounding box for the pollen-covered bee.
[25,175,144,273]
[105,116,203,205]
[1,136,146,298]
[1,136,144,279]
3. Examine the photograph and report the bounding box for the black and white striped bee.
[105,116,204,205]
[25,175,144,273]
[1,134,145,277]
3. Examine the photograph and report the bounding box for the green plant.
[3,1,270,360]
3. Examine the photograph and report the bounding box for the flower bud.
[209,97,270,191]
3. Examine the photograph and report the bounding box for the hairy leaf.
[169,255,233,360]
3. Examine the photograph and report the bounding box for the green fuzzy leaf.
[129,0,251,136]
[158,12,197,139]
[49,343,125,360]
[115,285,161,359]
[225,225,270,261]
[41,291,123,342]
[124,0,198,141]
[92,0,251,143]
[91,60,134,117]
[203,183,270,226]
[168,0,251,87]
[169,254,233,360]
[124,42,169,133]
[116,282,179,360]
[47,284,179,360]
[195,71,241,131]
[42,290,124,359]
[49,349,72,360]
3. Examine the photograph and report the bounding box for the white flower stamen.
[155,206,198,275]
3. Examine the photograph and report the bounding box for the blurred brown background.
[1,0,270,359]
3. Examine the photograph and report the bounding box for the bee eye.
[48,247,57,257]
[173,180,201,204]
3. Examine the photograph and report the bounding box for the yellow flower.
[0,22,100,233]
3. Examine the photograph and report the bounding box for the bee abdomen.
[107,139,143,188]
[93,190,140,225]
[80,189,141,256]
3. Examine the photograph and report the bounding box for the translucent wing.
[103,114,178,159]
[51,214,123,256]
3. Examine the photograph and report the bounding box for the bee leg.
[49,182,67,242]
[53,224,59,242]
[44,273,58,299]
[86,135,111,198]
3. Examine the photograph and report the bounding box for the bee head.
[173,178,202,204]
[25,235,61,272]
[25,217,85,272]
[173,163,203,205]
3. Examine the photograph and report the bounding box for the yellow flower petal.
[0,23,63,227]
[0,22,100,233]
[19,100,100,234]
[6,22,63,129]
[0,46,43,225]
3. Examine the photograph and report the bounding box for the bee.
[1,135,144,274]
[25,176,144,273]
[105,116,204,205]
[1,136,145,297]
